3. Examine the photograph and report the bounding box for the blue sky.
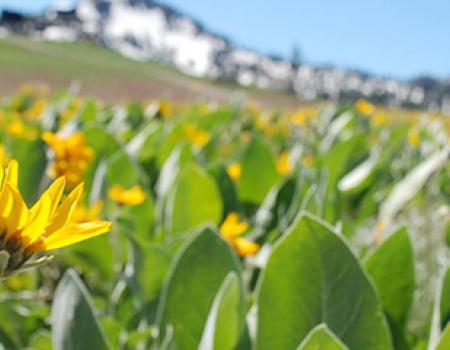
[1,0,450,79]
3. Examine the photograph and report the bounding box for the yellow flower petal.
[5,184,28,236]
[44,183,84,234]
[41,221,112,251]
[4,160,19,188]
[234,237,259,257]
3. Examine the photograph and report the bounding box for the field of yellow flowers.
[0,85,449,349]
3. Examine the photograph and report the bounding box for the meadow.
[0,86,449,349]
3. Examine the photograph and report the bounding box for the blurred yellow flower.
[220,212,259,257]
[7,121,25,136]
[184,124,211,148]
[276,151,292,176]
[0,159,111,276]
[6,121,38,140]
[408,128,420,147]
[227,163,241,181]
[159,100,173,118]
[291,111,306,126]
[372,112,387,127]
[42,131,94,189]
[356,99,375,115]
[108,185,146,206]
[24,99,48,120]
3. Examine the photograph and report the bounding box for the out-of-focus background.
[0,0,449,110]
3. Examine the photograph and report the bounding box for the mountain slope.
[0,35,300,106]
[1,0,449,110]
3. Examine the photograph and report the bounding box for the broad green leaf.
[157,227,241,350]
[199,272,244,350]
[364,227,415,328]
[29,330,52,350]
[106,150,144,188]
[238,137,279,204]
[61,235,114,282]
[297,324,348,350]
[165,164,222,234]
[9,137,46,205]
[436,323,450,350]
[134,244,172,301]
[85,126,121,157]
[51,269,110,350]
[321,133,365,190]
[256,214,392,350]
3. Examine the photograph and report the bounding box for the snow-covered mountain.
[2,0,450,111]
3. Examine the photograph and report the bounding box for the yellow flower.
[159,100,173,118]
[408,128,420,147]
[227,163,241,181]
[0,159,111,276]
[7,121,25,137]
[184,124,211,148]
[220,213,259,257]
[24,99,48,120]
[6,121,38,140]
[356,99,375,115]
[276,151,292,176]
[108,185,146,206]
[291,110,306,126]
[42,132,94,189]
[372,112,387,127]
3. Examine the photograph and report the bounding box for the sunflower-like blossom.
[0,159,111,276]
[220,213,259,257]
[42,131,94,189]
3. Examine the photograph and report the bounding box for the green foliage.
[164,164,223,234]
[0,90,449,349]
[296,324,349,350]
[51,269,111,350]
[256,214,392,350]
[238,137,280,204]
[364,228,415,328]
[156,227,241,350]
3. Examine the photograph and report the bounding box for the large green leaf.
[238,137,279,204]
[364,227,415,328]
[51,269,110,350]
[436,323,450,350]
[106,149,142,188]
[165,164,222,234]
[156,227,241,350]
[199,272,244,350]
[256,214,392,350]
[9,137,46,205]
[297,324,348,350]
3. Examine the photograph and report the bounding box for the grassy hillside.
[0,36,300,106]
